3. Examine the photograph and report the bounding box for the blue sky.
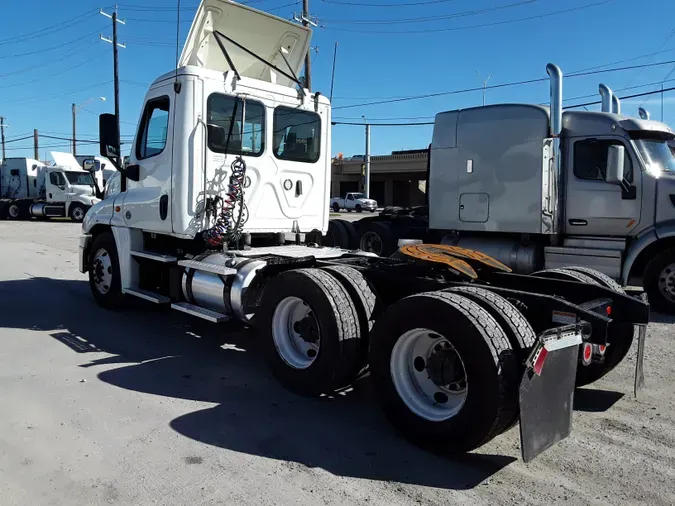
[1,0,675,161]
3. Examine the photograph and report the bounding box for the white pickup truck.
[330,192,378,213]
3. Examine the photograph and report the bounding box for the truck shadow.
[0,276,517,490]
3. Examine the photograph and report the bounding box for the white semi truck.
[0,155,101,222]
[79,0,650,462]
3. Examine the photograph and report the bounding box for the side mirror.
[99,113,120,161]
[82,159,96,172]
[605,145,624,185]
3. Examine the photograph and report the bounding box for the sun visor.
[179,0,311,88]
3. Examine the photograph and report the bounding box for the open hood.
[179,0,311,88]
[51,151,83,170]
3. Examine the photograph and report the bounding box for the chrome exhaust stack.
[546,63,563,235]
[611,94,621,114]
[599,84,613,112]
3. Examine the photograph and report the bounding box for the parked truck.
[329,192,378,213]
[78,0,649,463]
[0,155,101,222]
[334,73,675,315]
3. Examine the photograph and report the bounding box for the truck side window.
[273,106,321,163]
[136,96,170,160]
[50,172,66,186]
[207,94,265,156]
[573,139,633,183]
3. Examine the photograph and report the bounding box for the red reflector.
[533,347,549,376]
[598,345,606,354]
[582,343,593,363]
[606,306,612,316]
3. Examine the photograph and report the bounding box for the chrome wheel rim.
[91,248,113,295]
[359,231,383,255]
[658,263,675,302]
[272,296,320,369]
[390,328,468,422]
[8,205,19,218]
[72,207,85,221]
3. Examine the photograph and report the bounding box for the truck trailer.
[0,155,101,222]
[78,0,649,462]
[336,72,675,316]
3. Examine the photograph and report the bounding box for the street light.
[476,71,492,106]
[72,97,106,156]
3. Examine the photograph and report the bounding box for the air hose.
[203,97,249,248]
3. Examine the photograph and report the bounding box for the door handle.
[159,194,168,220]
[295,180,303,197]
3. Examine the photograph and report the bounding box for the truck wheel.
[88,232,126,310]
[332,202,340,212]
[369,291,519,455]
[323,220,350,248]
[258,268,363,396]
[356,220,398,256]
[334,219,358,249]
[643,248,675,314]
[531,268,633,387]
[444,286,535,432]
[355,204,363,213]
[7,203,22,220]
[69,203,86,223]
[321,265,379,372]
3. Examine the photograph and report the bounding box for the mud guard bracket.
[634,324,646,398]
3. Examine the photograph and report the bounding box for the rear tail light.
[581,343,593,365]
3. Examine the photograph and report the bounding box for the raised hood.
[51,151,84,170]
[179,0,311,88]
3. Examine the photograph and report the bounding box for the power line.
[0,80,112,106]
[0,44,96,79]
[0,26,107,59]
[323,0,613,34]
[321,0,462,6]
[333,58,675,110]
[330,86,675,126]
[4,135,35,144]
[321,0,537,24]
[0,8,108,45]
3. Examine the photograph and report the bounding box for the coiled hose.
[202,97,249,248]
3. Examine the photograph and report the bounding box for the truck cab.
[84,0,330,243]
[427,66,675,312]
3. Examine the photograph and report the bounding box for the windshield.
[64,171,94,185]
[635,139,675,175]
[351,193,365,199]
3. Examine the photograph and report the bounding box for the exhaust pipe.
[546,63,562,235]
[638,107,650,120]
[599,84,613,113]
[611,94,621,114]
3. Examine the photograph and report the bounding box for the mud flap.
[519,325,583,463]
[634,324,646,398]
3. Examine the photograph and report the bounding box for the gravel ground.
[0,220,674,506]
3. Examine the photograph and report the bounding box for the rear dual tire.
[531,267,635,387]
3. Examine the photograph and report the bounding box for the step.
[124,288,171,304]
[178,259,237,276]
[130,250,178,263]
[171,302,230,323]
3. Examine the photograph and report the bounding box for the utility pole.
[72,103,77,156]
[100,7,126,167]
[364,123,371,199]
[0,117,6,161]
[661,83,665,122]
[294,2,316,91]
[302,0,311,91]
[33,129,39,160]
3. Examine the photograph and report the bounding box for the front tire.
[643,248,675,314]
[7,203,22,220]
[355,204,362,213]
[88,232,125,310]
[369,291,519,455]
[69,203,86,223]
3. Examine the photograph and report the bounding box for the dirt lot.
[0,220,674,506]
